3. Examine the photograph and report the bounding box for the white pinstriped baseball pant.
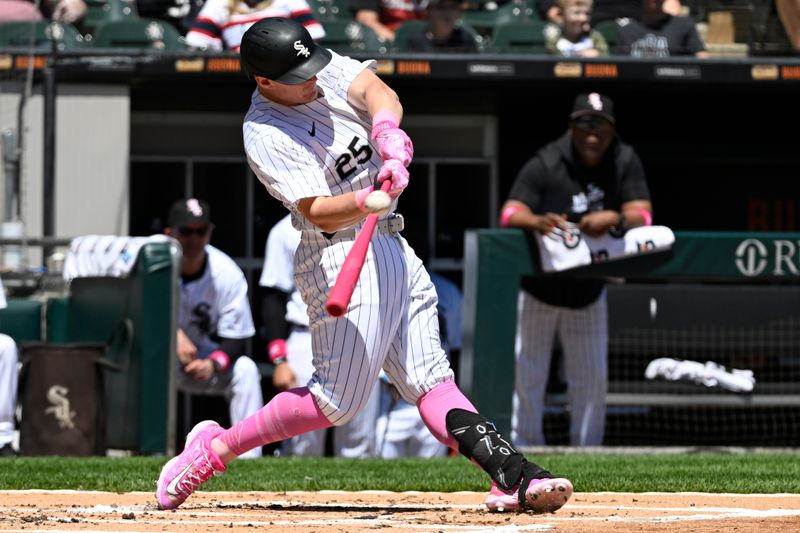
[0,334,18,447]
[511,289,608,446]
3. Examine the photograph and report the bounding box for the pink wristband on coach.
[209,350,230,372]
[633,207,653,226]
[500,205,525,228]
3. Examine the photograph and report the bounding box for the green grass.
[0,454,798,493]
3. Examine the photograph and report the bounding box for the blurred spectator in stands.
[350,0,427,42]
[165,198,264,459]
[777,0,800,51]
[544,0,608,57]
[137,0,206,35]
[0,0,43,21]
[615,0,707,57]
[260,214,379,458]
[45,0,87,24]
[500,92,653,447]
[0,276,19,457]
[184,0,325,51]
[404,0,480,52]
[536,0,681,25]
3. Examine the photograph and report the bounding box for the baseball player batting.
[155,17,573,514]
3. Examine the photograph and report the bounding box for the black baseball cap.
[570,92,616,124]
[240,17,332,84]
[168,198,211,227]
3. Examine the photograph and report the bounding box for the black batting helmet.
[240,17,332,84]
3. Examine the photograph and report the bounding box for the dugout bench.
[461,230,800,439]
[0,240,181,455]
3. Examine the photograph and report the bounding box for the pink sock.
[416,380,477,450]
[218,387,333,457]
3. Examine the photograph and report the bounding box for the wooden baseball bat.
[325,180,393,317]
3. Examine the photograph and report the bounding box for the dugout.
[462,229,800,444]
[4,240,182,455]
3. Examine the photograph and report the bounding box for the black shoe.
[0,443,18,457]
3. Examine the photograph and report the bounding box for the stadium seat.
[490,18,547,53]
[0,21,87,50]
[82,0,140,36]
[462,0,538,36]
[309,0,352,21]
[594,19,621,49]
[391,20,485,52]
[318,20,387,54]
[91,18,186,50]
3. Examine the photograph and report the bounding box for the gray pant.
[511,290,608,446]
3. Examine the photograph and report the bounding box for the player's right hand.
[376,159,409,199]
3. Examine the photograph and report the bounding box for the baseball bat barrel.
[325,180,393,317]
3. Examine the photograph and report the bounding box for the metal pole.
[43,40,57,261]
[1,130,17,222]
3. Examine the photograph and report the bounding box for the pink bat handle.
[325,180,393,317]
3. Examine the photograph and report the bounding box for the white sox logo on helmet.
[293,41,310,57]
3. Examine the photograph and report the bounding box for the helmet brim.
[273,46,332,85]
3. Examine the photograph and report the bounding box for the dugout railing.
[461,229,800,445]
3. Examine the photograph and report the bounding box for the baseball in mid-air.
[364,190,391,214]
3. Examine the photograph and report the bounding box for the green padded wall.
[461,230,800,435]
[56,241,179,454]
[0,298,43,343]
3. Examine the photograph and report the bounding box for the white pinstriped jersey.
[259,214,308,327]
[243,50,453,427]
[179,245,256,357]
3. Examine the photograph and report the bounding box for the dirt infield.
[1,490,799,532]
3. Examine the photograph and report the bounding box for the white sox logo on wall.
[293,40,310,57]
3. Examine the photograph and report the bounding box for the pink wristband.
[633,207,653,226]
[500,205,525,228]
[354,186,374,212]
[370,109,400,139]
[209,350,230,372]
[267,339,288,362]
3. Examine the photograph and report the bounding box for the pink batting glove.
[376,159,409,199]
[373,128,414,167]
[371,110,414,167]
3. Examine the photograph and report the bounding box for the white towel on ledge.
[62,234,173,280]
[534,225,675,273]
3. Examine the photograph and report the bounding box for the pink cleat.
[485,477,573,513]
[156,420,226,510]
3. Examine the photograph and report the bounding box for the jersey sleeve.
[283,0,326,40]
[246,129,331,205]
[216,267,256,340]
[184,0,227,50]
[507,156,547,212]
[318,52,377,103]
[619,147,651,203]
[259,218,299,291]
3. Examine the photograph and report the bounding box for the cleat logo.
[166,462,195,496]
